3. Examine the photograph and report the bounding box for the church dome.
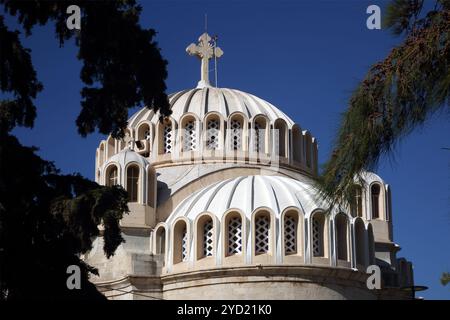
[166,175,325,224]
[128,87,295,128]
[100,148,149,172]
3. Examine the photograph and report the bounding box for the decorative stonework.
[203,220,214,257]
[284,216,297,254]
[228,217,242,255]
[206,119,219,150]
[183,120,197,151]
[255,216,269,254]
[313,218,322,257]
[164,123,173,154]
[231,119,242,150]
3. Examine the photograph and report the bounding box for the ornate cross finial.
[186,32,223,88]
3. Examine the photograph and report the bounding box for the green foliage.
[0,0,171,138]
[0,16,42,132]
[0,1,169,299]
[0,134,130,299]
[318,0,450,207]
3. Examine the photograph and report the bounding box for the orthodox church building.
[85,33,415,299]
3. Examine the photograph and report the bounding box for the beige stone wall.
[161,266,376,300]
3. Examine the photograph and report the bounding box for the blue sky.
[4,0,449,299]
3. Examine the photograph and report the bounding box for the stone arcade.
[85,32,415,300]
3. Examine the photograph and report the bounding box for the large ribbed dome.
[128,87,295,127]
[166,175,326,224]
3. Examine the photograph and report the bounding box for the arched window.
[206,117,220,150]
[254,211,270,254]
[173,220,188,264]
[119,129,132,150]
[371,184,381,219]
[335,214,349,261]
[284,212,298,255]
[355,219,366,268]
[107,136,115,159]
[253,118,267,153]
[183,119,197,152]
[351,186,363,218]
[106,166,118,187]
[197,216,214,259]
[292,125,302,163]
[274,119,287,157]
[126,165,139,202]
[163,120,173,154]
[137,123,151,141]
[312,213,326,257]
[230,117,243,151]
[99,144,105,167]
[226,214,242,256]
[155,227,166,255]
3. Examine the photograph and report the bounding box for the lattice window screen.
[254,122,265,153]
[203,220,214,257]
[231,120,242,150]
[227,217,242,255]
[163,123,172,154]
[182,228,188,262]
[284,216,297,254]
[312,217,323,257]
[183,120,197,151]
[206,119,219,150]
[255,216,270,254]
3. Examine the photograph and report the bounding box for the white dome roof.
[128,87,295,128]
[166,175,327,224]
[101,148,149,171]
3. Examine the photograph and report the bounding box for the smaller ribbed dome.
[166,175,326,225]
[101,148,149,171]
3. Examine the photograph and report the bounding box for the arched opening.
[107,136,115,159]
[119,129,132,150]
[335,214,349,261]
[253,117,267,153]
[225,212,243,256]
[229,114,244,151]
[371,184,381,219]
[283,210,299,255]
[312,212,327,258]
[351,185,363,218]
[292,125,302,163]
[105,165,118,187]
[99,143,105,167]
[355,219,366,268]
[147,168,156,207]
[155,226,166,265]
[181,116,197,152]
[126,165,139,202]
[205,115,220,150]
[173,220,188,264]
[160,119,173,154]
[274,119,287,157]
[137,123,151,141]
[136,123,151,157]
[196,215,214,259]
[254,210,271,255]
